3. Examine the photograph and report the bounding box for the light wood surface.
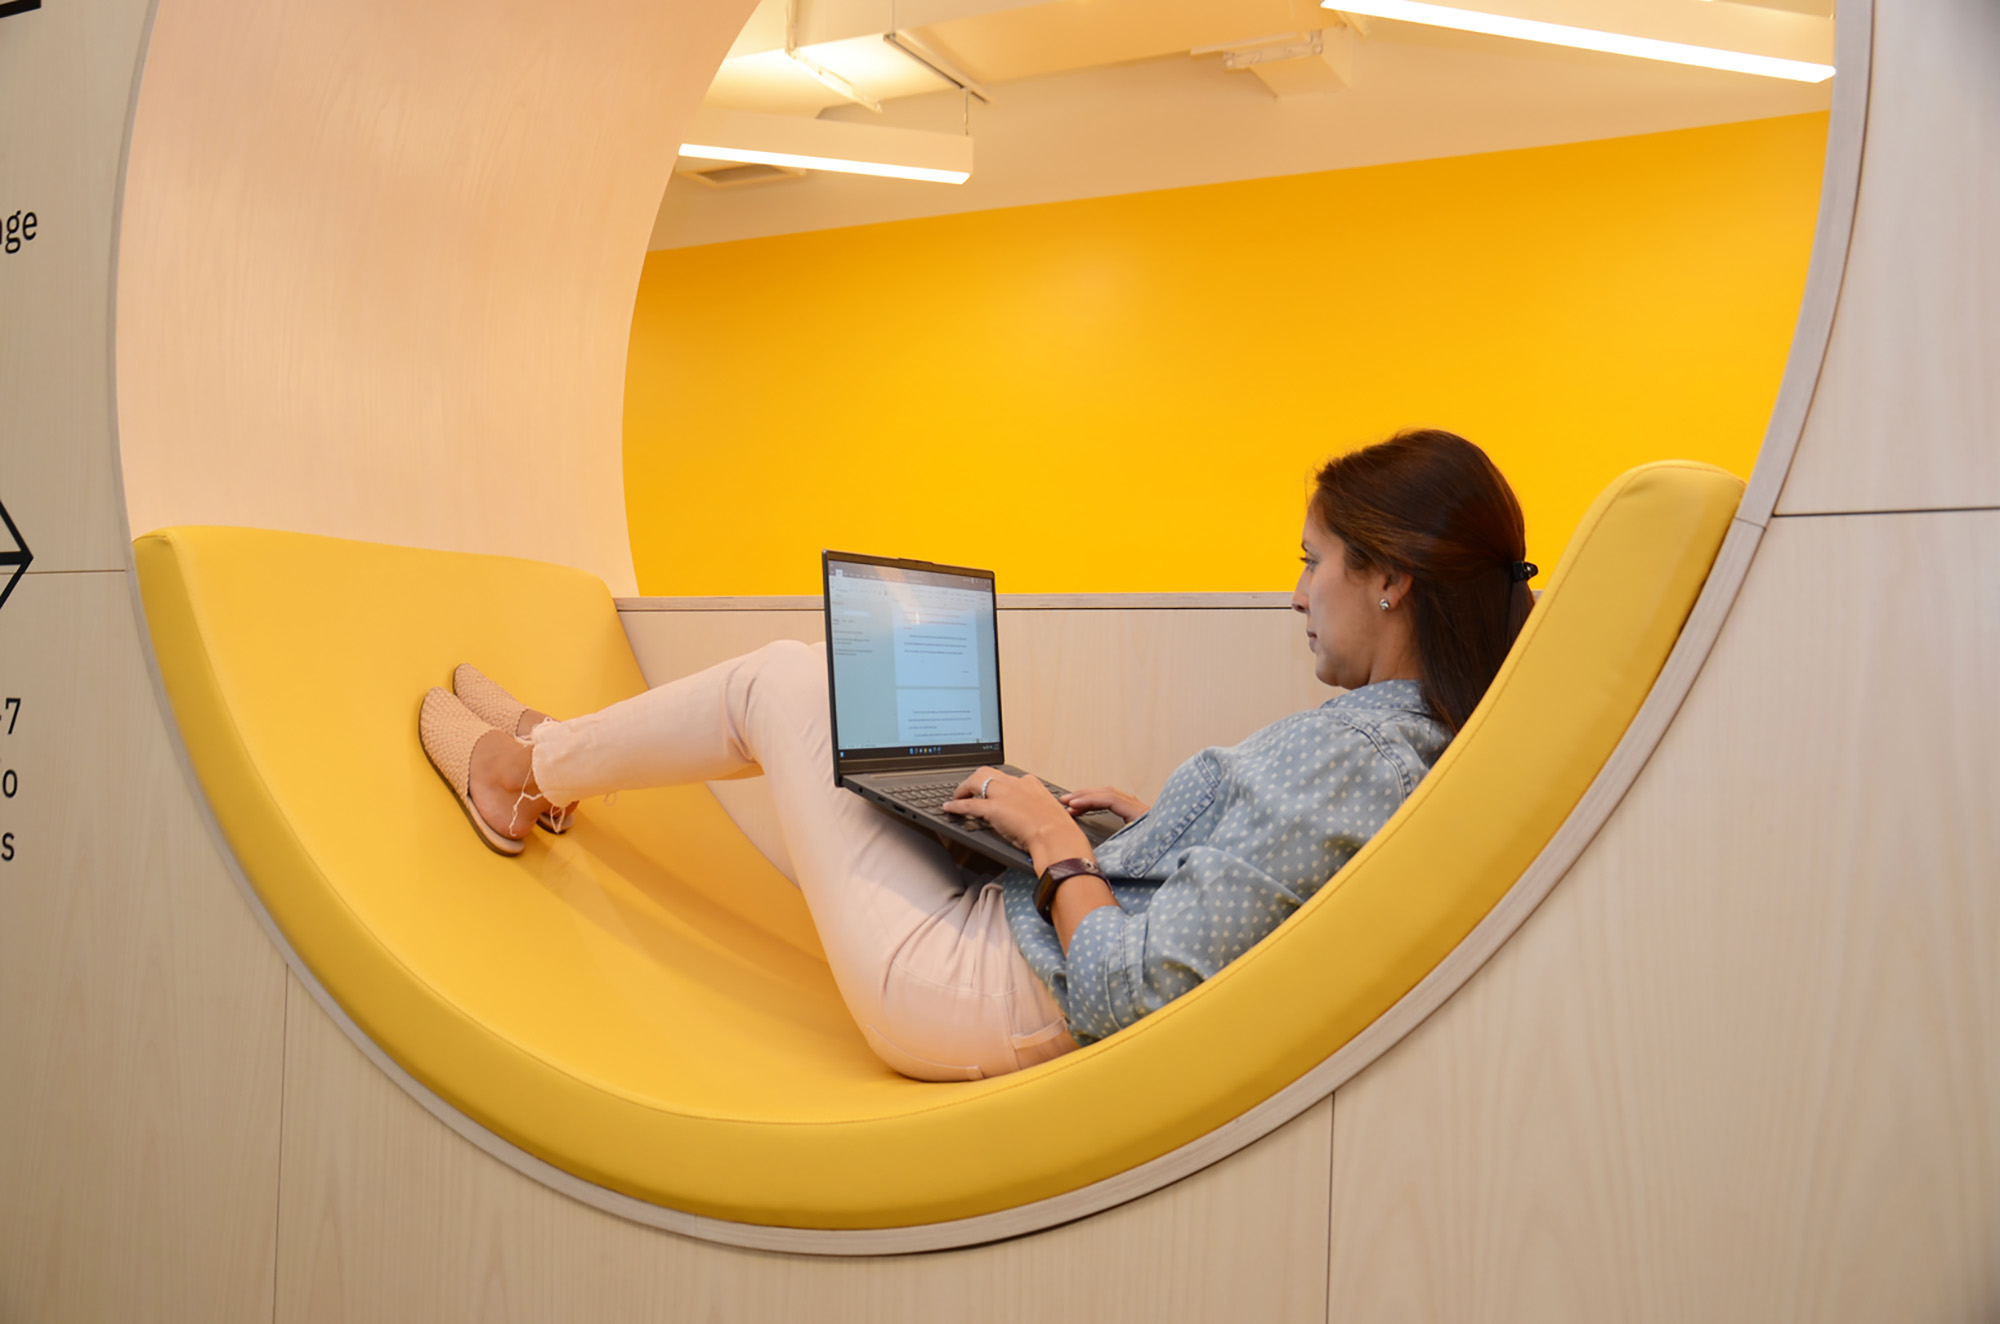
[112,0,758,594]
[273,970,1333,1323]
[1325,513,2000,1322]
[619,608,826,689]
[997,607,1337,801]
[0,0,152,572]
[1,2,292,1319]
[0,571,288,1324]
[1775,0,1999,514]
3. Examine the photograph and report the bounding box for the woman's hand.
[941,767,1092,875]
[944,768,1118,951]
[1058,786,1149,824]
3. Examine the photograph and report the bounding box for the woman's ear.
[1378,568,1413,610]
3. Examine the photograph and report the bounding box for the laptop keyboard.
[881,778,992,831]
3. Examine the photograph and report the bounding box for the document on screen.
[826,563,1002,752]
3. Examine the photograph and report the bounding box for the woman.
[418,429,1536,1081]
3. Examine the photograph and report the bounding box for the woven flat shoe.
[452,663,530,735]
[451,663,576,834]
[418,687,526,857]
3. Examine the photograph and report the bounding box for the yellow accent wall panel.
[625,114,1825,595]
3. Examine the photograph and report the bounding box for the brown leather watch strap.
[1034,857,1105,924]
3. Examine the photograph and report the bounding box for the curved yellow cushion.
[135,460,1741,1229]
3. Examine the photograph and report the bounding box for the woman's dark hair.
[1311,429,1533,733]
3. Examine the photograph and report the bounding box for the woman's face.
[1292,512,1407,690]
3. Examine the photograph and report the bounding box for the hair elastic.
[1507,561,1539,582]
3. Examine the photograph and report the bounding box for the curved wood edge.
[109,0,1874,1258]
[103,0,166,554]
[1738,0,1875,527]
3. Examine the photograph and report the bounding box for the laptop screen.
[823,552,1003,770]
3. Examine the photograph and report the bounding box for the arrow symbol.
[0,500,31,614]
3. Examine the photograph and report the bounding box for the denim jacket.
[1003,679,1449,1045]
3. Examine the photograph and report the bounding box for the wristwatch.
[1034,857,1105,924]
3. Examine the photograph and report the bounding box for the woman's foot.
[452,663,579,832]
[467,725,554,840]
[418,688,532,856]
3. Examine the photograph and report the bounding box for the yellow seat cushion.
[134,460,1741,1230]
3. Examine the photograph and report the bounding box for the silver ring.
[979,777,993,799]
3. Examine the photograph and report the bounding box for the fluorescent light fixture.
[680,109,974,185]
[678,143,968,184]
[1323,0,1834,81]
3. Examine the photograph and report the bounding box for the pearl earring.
[1378,598,1391,611]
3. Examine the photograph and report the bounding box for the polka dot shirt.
[1004,679,1449,1046]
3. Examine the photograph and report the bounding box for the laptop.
[822,549,1125,873]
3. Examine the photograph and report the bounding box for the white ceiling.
[652,0,1834,250]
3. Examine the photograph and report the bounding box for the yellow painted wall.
[624,113,1826,595]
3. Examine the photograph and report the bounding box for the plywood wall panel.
[0,573,288,1324]
[1324,511,2000,1322]
[274,973,1333,1323]
[0,1,293,1317]
[996,607,1336,803]
[0,0,152,572]
[1775,0,2000,514]
[113,0,759,593]
[620,608,827,689]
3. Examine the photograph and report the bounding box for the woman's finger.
[1059,786,1147,821]
[949,766,1005,802]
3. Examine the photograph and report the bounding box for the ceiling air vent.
[682,160,806,190]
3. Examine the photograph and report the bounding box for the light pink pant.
[528,640,1075,1081]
